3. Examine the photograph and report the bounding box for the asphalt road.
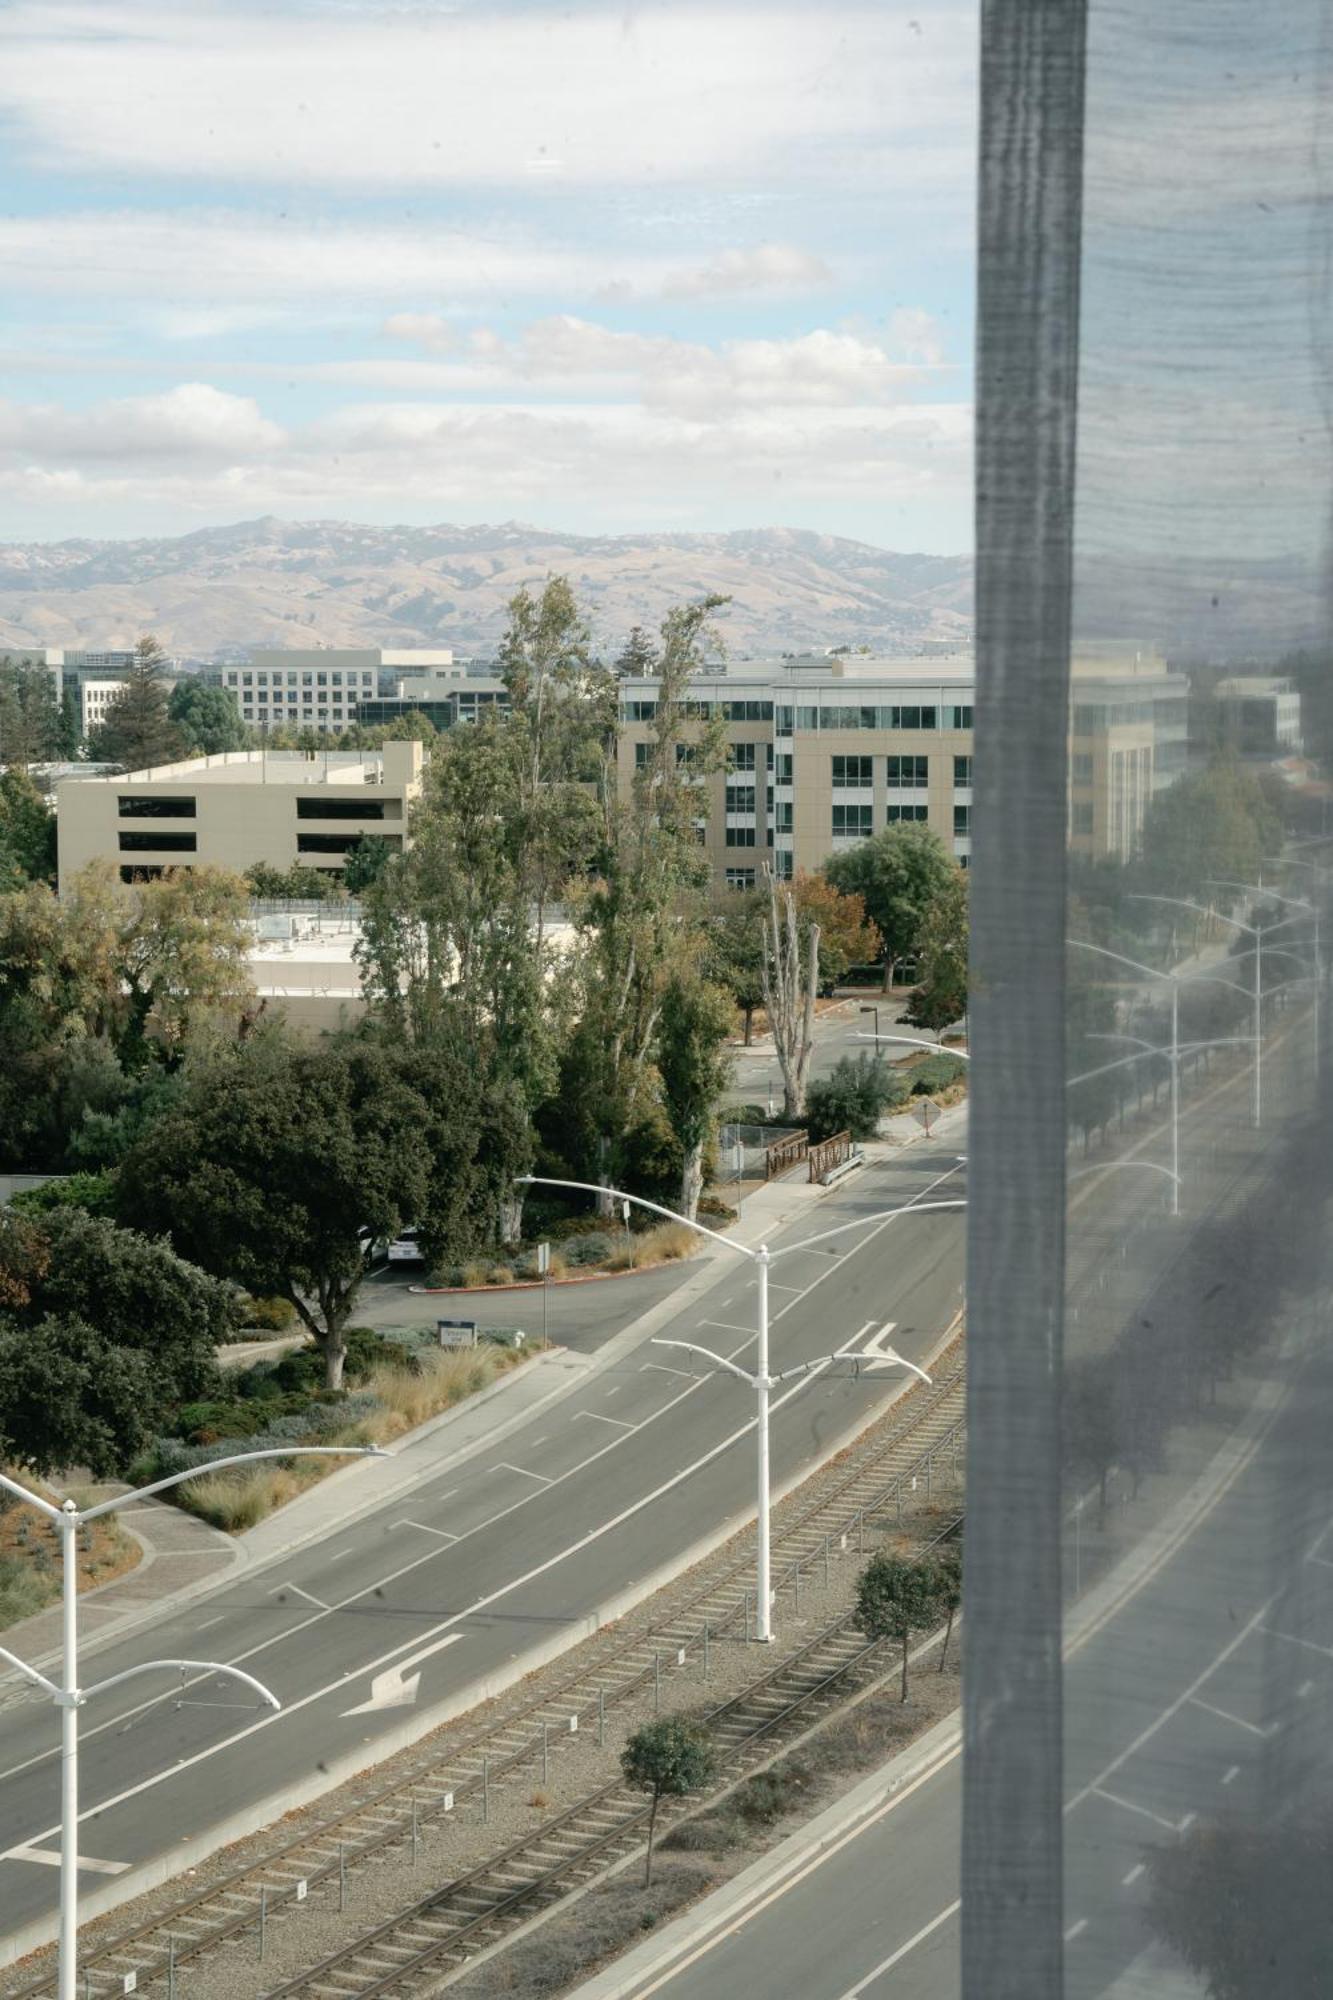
[0,1138,968,1946]
[611,1002,1324,2000]
[357,1260,697,1353]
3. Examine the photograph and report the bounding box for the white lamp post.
[1127,894,1311,1127]
[517,1175,963,1642]
[0,1442,387,2000]
[1207,880,1320,1057]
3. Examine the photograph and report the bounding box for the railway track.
[4,1345,964,2000]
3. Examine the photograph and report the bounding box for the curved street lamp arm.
[1068,938,1164,982]
[848,1033,970,1060]
[81,1658,281,1709]
[1207,879,1313,914]
[0,1473,63,1523]
[1069,1161,1181,1187]
[650,1338,755,1386]
[517,1176,755,1259]
[0,1644,60,1700]
[77,1445,390,1524]
[769,1200,967,1264]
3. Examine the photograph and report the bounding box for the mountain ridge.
[0,517,975,660]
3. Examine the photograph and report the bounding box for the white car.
[387,1228,425,1265]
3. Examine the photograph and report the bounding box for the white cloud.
[661,245,834,299]
[0,380,971,526]
[0,3,976,192]
[0,384,283,462]
[0,212,838,311]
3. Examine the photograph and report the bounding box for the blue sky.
[0,1,978,550]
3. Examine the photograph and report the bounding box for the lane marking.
[573,1411,637,1432]
[6,1845,128,1876]
[1259,1626,1333,1660]
[326,1548,355,1562]
[1092,1787,1184,1833]
[837,1900,960,1997]
[0,1156,969,1803]
[1189,1696,1269,1737]
[1304,1554,1333,1571]
[497,1463,554,1487]
[195,1616,224,1633]
[1123,1863,1145,1887]
[1064,1918,1089,1943]
[1298,1679,1314,1699]
[641,1363,694,1382]
[268,1583,329,1611]
[700,1321,755,1338]
[393,1520,458,1544]
[341,1631,466,1716]
[1221,1765,1240,1785]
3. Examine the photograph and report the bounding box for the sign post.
[537,1240,551,1349]
[912,1096,941,1138]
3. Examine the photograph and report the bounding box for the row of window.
[622,700,974,731]
[229,671,376,689]
[118,797,394,822]
[638,752,974,789]
[832,803,972,838]
[117,831,402,857]
[622,699,775,722]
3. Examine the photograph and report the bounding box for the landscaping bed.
[129,1328,527,1533]
[416,1202,737,1292]
[0,1479,139,1631]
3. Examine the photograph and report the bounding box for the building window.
[119,864,176,882]
[725,825,757,848]
[730,742,757,771]
[775,801,794,833]
[118,831,197,852]
[832,804,874,838]
[774,850,794,880]
[948,705,973,729]
[1071,752,1094,784]
[725,784,756,814]
[887,755,929,789]
[954,804,971,835]
[774,753,793,785]
[725,868,756,891]
[954,755,974,787]
[887,804,930,823]
[296,799,389,820]
[118,795,197,818]
[634,742,651,768]
[832,754,873,788]
[1072,800,1094,836]
[331,672,342,686]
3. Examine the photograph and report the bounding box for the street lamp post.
[0,1442,387,2000]
[859,1005,881,1061]
[1207,880,1320,1060]
[1127,894,1310,1127]
[518,1175,963,1642]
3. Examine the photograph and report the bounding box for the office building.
[219,649,454,734]
[615,648,1189,889]
[56,741,426,891]
[1212,674,1303,755]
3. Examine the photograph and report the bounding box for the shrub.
[486,1264,514,1286]
[907,1053,967,1097]
[565,1232,613,1268]
[10,1171,119,1220]
[805,1055,910,1142]
[237,1295,298,1333]
[0,1555,49,1628]
[174,1399,267,1444]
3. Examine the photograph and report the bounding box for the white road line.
[5,1845,128,1876]
[1092,1787,1185,1833]
[268,1583,329,1611]
[0,1157,967,1800]
[326,1548,355,1562]
[195,1616,225,1632]
[837,1900,960,1997]
[605,1387,622,1398]
[1304,1553,1333,1570]
[1189,1696,1269,1737]
[1123,1863,1146,1887]
[1260,1626,1333,1660]
[497,1463,554,1487]
[768,1283,803,1294]
[641,1362,695,1381]
[394,1520,458,1544]
[574,1411,637,1432]
[1064,1918,1089,1943]
[1221,1765,1241,1785]
[700,1321,755,1337]
[1299,1679,1315,1698]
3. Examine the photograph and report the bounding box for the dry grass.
[173,1346,525,1533]
[604,1220,700,1273]
[0,1475,141,1629]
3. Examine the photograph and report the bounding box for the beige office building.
[616,649,1189,889]
[56,742,426,892]
[219,649,454,734]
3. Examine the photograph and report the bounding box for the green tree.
[0,874,123,1169]
[87,636,184,770]
[793,871,882,988]
[10,1170,120,1219]
[704,890,766,1044]
[244,861,338,901]
[620,1718,717,1887]
[341,834,394,897]
[855,1550,939,1701]
[1139,757,1282,910]
[825,823,959,991]
[56,684,81,760]
[903,868,968,1034]
[0,656,62,770]
[0,768,56,885]
[0,1316,158,1478]
[613,625,659,679]
[1146,1807,1333,2000]
[656,976,734,1220]
[113,864,255,1066]
[118,1036,437,1388]
[804,1054,908,1141]
[168,680,248,755]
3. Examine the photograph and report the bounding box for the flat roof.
[61,751,392,789]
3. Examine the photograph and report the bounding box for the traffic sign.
[912,1097,941,1134]
[436,1318,478,1349]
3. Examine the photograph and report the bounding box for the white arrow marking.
[835,1320,931,1383]
[340,1631,465,1716]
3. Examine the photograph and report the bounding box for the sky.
[0,1,978,552]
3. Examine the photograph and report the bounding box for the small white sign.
[567,1715,578,1733]
[295,1879,307,1902]
[536,1240,551,1276]
[442,1791,454,1812]
[123,1976,137,1996]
